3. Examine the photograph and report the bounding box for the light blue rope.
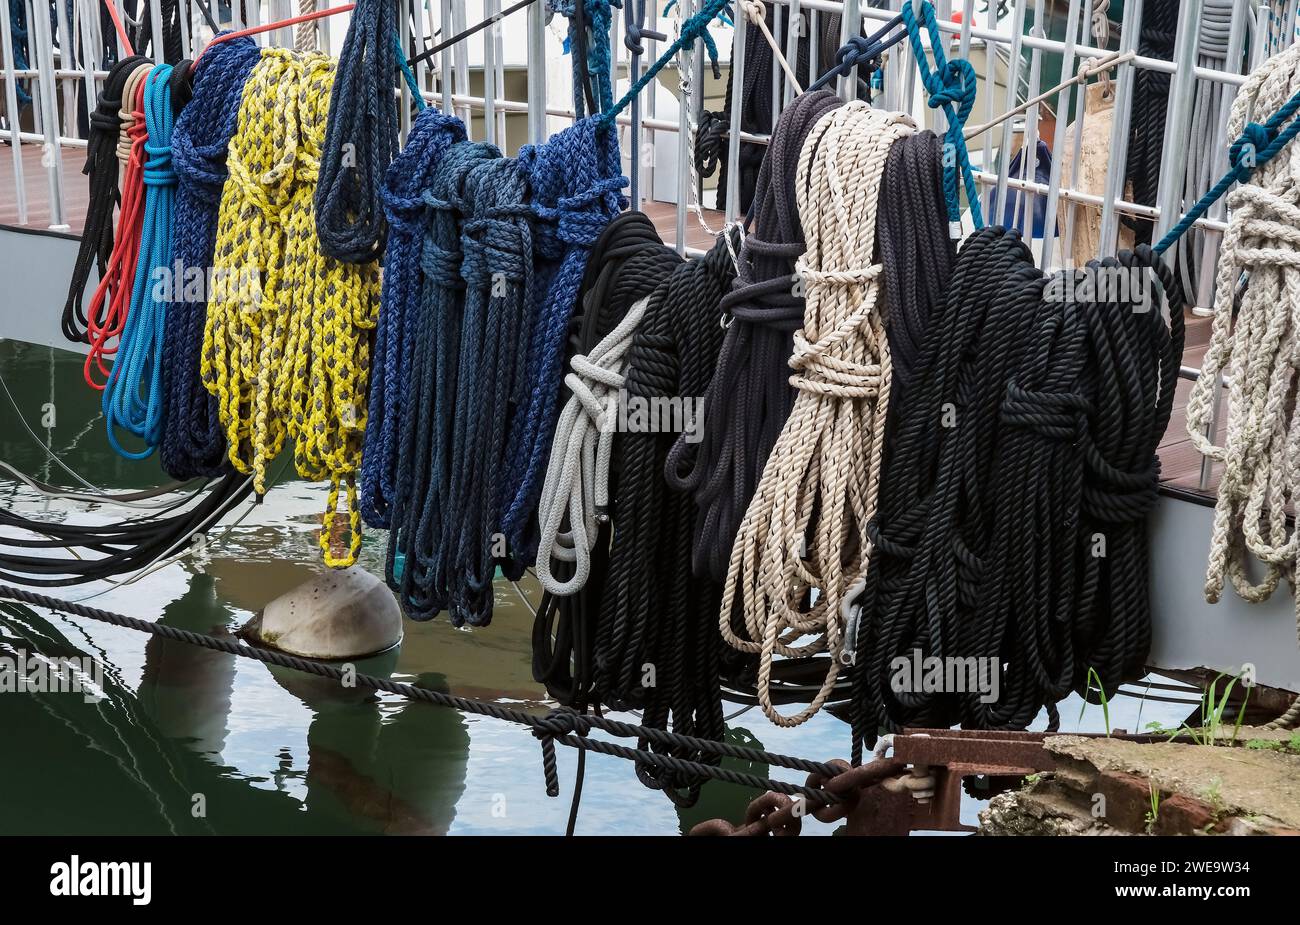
[1154,84,1300,256]
[900,0,983,231]
[394,31,429,110]
[104,64,176,460]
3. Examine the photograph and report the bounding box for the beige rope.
[296,0,319,52]
[738,0,803,96]
[718,101,914,727]
[116,62,154,176]
[1185,39,1300,645]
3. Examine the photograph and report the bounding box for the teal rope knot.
[1229,122,1275,175]
[901,0,983,232]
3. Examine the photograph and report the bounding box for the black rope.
[0,585,844,808]
[532,211,681,708]
[1122,0,1177,244]
[62,55,150,344]
[849,230,1185,763]
[407,0,538,68]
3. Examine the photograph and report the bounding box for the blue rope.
[360,106,466,528]
[104,64,176,460]
[900,0,983,232]
[9,0,30,105]
[161,35,261,479]
[806,15,909,93]
[549,0,623,117]
[599,0,727,129]
[387,139,500,620]
[393,31,428,110]
[1154,85,1300,256]
[500,116,627,559]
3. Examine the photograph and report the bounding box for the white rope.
[1185,39,1300,646]
[718,101,914,727]
[535,295,652,596]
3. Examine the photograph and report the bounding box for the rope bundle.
[668,88,842,584]
[162,36,263,480]
[102,63,179,460]
[203,50,381,567]
[720,102,914,727]
[1187,38,1300,636]
[501,118,627,561]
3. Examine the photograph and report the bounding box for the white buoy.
[241,567,402,660]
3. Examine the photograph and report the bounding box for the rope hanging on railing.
[204,50,381,567]
[899,0,983,235]
[101,63,178,460]
[1185,38,1300,637]
[314,0,400,263]
[162,35,262,480]
[720,102,914,728]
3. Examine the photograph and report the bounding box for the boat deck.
[0,152,1222,501]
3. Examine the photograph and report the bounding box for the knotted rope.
[161,35,262,480]
[360,107,467,528]
[900,0,982,234]
[500,118,627,561]
[83,62,153,391]
[666,88,842,584]
[63,55,149,344]
[720,102,914,727]
[102,63,178,460]
[204,50,381,567]
[1186,38,1300,642]
[314,0,400,263]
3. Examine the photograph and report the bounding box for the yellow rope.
[202,49,380,567]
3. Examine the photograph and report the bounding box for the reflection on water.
[0,340,1191,835]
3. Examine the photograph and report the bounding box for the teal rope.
[1154,84,1300,256]
[901,0,983,231]
[599,0,728,129]
[394,32,429,111]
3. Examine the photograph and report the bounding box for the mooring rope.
[667,88,842,584]
[1186,38,1300,641]
[62,55,150,344]
[720,103,913,728]
[204,50,381,566]
[314,0,400,263]
[161,35,262,480]
[0,585,844,808]
[360,106,467,528]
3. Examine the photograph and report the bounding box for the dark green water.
[0,340,1171,835]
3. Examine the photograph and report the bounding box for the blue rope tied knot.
[901,0,984,233]
[1155,83,1300,255]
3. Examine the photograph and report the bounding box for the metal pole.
[725,3,746,223]
[0,0,28,224]
[1097,0,1143,255]
[1038,0,1082,269]
[1151,0,1203,245]
[528,0,547,143]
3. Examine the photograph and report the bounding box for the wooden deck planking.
[0,143,89,235]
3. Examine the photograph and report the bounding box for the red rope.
[102,0,135,56]
[85,77,148,391]
[194,4,357,63]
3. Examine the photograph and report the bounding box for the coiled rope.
[204,50,381,567]
[596,233,738,806]
[385,139,499,620]
[532,212,681,707]
[314,0,400,263]
[62,55,149,344]
[360,106,467,528]
[1186,38,1300,641]
[500,118,627,561]
[720,102,914,728]
[161,35,262,480]
[83,62,153,390]
[667,88,842,584]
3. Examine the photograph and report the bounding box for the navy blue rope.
[315,0,400,263]
[386,140,500,621]
[443,158,537,626]
[550,0,622,117]
[1154,85,1300,255]
[900,0,983,231]
[500,117,628,561]
[161,34,261,479]
[360,106,466,528]
[806,15,909,93]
